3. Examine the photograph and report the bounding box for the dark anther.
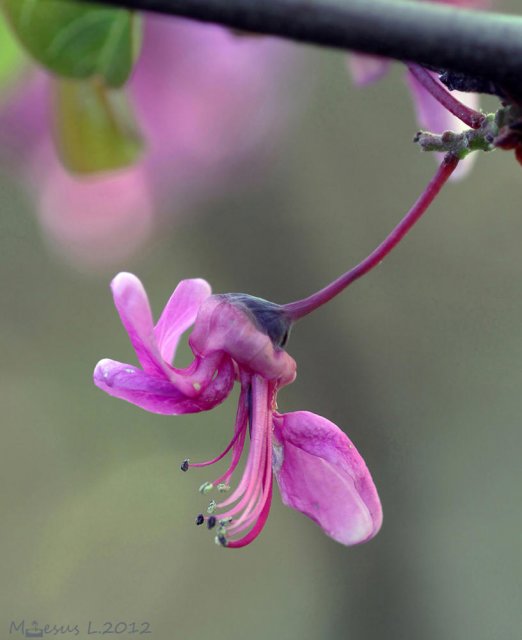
[207,516,217,530]
[217,534,228,547]
[195,514,205,526]
[180,459,189,472]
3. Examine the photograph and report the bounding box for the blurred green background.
[1,2,521,639]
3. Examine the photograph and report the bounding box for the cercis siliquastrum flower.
[94,155,460,548]
[94,274,382,547]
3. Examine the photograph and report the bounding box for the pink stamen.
[188,430,241,469]
[225,423,268,522]
[189,385,248,469]
[237,409,268,517]
[226,479,273,549]
[213,373,252,485]
[194,374,276,547]
[222,479,263,523]
[228,420,273,536]
[217,376,268,509]
[212,419,248,486]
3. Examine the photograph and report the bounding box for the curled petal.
[93,356,235,415]
[195,354,236,408]
[154,278,212,364]
[189,296,296,385]
[110,273,166,376]
[273,411,382,545]
[94,358,187,414]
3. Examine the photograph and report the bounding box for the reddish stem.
[283,154,459,321]
[407,64,485,129]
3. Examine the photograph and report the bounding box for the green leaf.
[52,76,144,174]
[0,13,27,92]
[1,0,142,87]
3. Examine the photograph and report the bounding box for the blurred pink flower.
[348,0,490,179]
[94,273,382,548]
[0,17,292,268]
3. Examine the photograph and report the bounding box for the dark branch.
[76,0,522,95]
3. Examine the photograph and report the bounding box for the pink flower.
[94,273,382,548]
[348,0,489,179]
[0,18,290,268]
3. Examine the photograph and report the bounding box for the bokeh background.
[1,2,521,639]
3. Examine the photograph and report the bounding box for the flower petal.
[37,153,154,268]
[93,357,234,414]
[189,296,296,385]
[94,358,186,414]
[110,272,166,376]
[273,411,382,545]
[347,54,392,87]
[154,278,211,364]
